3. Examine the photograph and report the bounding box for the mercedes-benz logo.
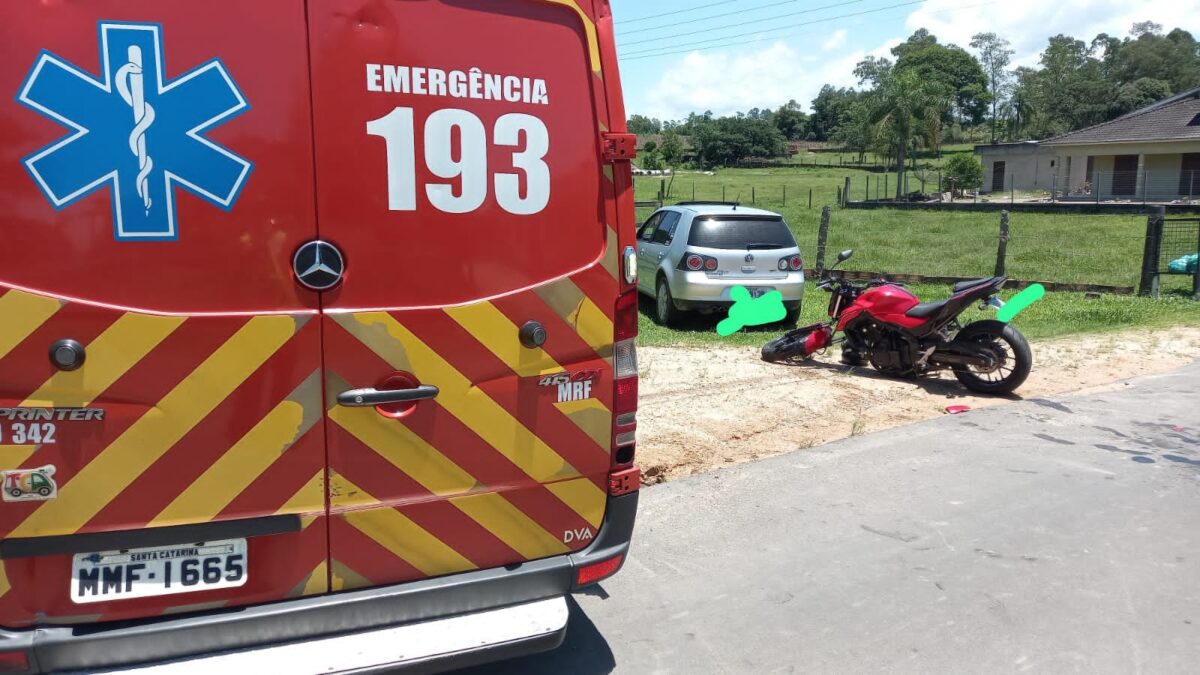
[744,253,755,263]
[293,240,345,291]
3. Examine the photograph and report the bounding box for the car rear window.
[687,217,796,250]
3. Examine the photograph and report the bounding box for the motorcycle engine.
[869,342,903,373]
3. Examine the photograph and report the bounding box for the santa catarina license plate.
[71,539,247,603]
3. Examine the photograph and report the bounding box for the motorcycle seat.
[953,277,994,293]
[905,300,947,318]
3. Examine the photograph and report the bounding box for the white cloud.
[906,0,1200,65]
[823,29,848,51]
[640,37,900,120]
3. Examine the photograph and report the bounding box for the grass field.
[632,166,1200,346]
[636,168,1162,289]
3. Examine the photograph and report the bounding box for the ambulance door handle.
[337,385,440,407]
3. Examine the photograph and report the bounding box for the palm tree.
[867,70,949,200]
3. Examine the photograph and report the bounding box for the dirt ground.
[636,326,1200,483]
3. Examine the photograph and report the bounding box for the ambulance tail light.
[575,553,625,587]
[612,290,639,482]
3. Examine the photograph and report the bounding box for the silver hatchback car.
[636,202,805,325]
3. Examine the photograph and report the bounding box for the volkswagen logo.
[744,253,755,263]
[293,240,345,291]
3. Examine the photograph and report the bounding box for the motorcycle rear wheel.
[950,320,1032,394]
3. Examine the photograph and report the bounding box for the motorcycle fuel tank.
[838,284,926,330]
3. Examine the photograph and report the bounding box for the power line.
[615,0,740,26]
[619,0,864,45]
[620,0,927,59]
[619,0,822,37]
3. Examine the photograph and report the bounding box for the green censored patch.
[717,286,786,336]
[997,284,1045,323]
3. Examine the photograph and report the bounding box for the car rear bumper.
[669,270,806,304]
[0,492,638,674]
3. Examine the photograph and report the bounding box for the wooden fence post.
[808,188,812,209]
[752,186,756,205]
[722,185,726,201]
[836,186,842,207]
[995,210,1010,277]
[816,206,831,277]
[782,185,786,206]
[1139,206,1165,297]
[843,176,851,206]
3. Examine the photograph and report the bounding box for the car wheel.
[655,278,680,326]
[781,306,801,327]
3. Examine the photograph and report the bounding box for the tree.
[810,85,859,140]
[866,69,949,199]
[773,99,810,141]
[1110,77,1173,117]
[692,114,787,167]
[970,32,1014,142]
[830,101,873,163]
[893,29,990,124]
[660,129,685,167]
[627,114,661,135]
[943,153,984,196]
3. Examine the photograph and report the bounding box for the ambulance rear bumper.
[0,492,638,674]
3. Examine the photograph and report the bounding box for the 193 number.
[367,107,550,215]
[0,423,56,444]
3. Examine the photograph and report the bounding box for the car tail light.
[576,554,624,586]
[703,257,718,271]
[612,290,639,479]
[685,254,703,270]
[0,651,29,672]
[777,258,788,271]
[790,255,803,271]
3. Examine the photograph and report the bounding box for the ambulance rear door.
[307,0,622,589]
[0,0,328,626]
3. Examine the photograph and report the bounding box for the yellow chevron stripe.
[334,474,476,577]
[450,492,569,559]
[544,477,606,530]
[151,371,321,526]
[443,302,562,378]
[0,290,61,361]
[539,0,601,73]
[21,312,185,409]
[553,397,611,451]
[0,562,9,599]
[328,405,477,498]
[0,446,38,463]
[301,560,328,596]
[342,313,583,486]
[603,225,620,279]
[330,559,372,592]
[534,280,613,355]
[11,316,299,538]
[280,471,327,515]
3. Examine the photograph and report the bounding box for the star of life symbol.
[16,22,252,241]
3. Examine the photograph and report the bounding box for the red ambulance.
[0,1,639,671]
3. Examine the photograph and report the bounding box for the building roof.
[1043,88,1200,146]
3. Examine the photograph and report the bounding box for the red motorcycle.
[762,249,1032,394]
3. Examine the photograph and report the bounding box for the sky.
[610,0,1200,121]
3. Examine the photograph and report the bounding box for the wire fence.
[633,189,1195,294]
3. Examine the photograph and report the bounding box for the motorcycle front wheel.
[950,320,1032,394]
[761,324,826,363]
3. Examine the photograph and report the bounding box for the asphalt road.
[472,361,1200,674]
